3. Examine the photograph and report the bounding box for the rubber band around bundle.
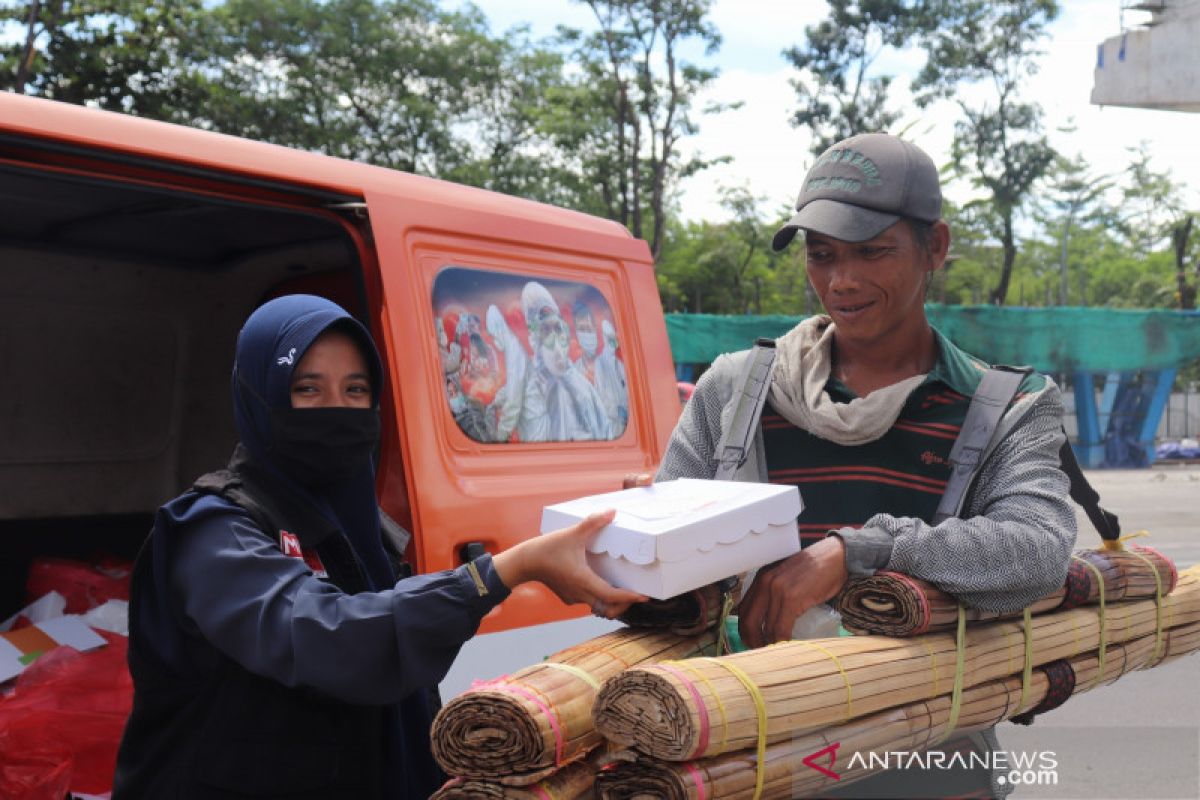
[655,662,711,759]
[792,640,854,722]
[563,644,632,672]
[700,657,768,800]
[1012,659,1077,724]
[534,783,556,800]
[715,590,737,655]
[940,605,967,743]
[684,761,708,800]
[1017,608,1034,715]
[469,678,566,767]
[1133,543,1179,594]
[675,660,731,755]
[1072,555,1107,681]
[540,661,600,691]
[1123,546,1165,662]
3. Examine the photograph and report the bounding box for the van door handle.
[459,541,489,564]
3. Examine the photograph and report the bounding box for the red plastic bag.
[0,630,132,798]
[0,755,71,800]
[25,557,133,615]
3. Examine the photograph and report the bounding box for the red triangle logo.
[802,742,841,780]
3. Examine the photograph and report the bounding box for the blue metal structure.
[1073,369,1178,468]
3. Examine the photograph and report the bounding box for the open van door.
[362,187,680,639]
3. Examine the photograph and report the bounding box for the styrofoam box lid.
[540,479,803,565]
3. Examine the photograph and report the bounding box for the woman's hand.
[492,509,648,618]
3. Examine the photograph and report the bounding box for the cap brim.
[771,199,902,251]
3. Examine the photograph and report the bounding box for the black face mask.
[268,407,381,488]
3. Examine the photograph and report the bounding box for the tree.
[1,0,205,116]
[558,0,727,259]
[1119,142,1187,254]
[1171,216,1198,310]
[441,30,580,205]
[656,188,806,315]
[182,0,508,175]
[935,199,1004,305]
[1116,142,1198,309]
[914,0,1060,306]
[1038,153,1113,305]
[784,0,929,156]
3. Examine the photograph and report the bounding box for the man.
[595,318,629,431]
[573,302,629,434]
[487,282,613,442]
[656,133,1076,798]
[572,300,601,384]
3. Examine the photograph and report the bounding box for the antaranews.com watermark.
[792,726,1198,799]
[847,748,1060,788]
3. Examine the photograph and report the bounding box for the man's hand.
[493,510,648,618]
[737,535,849,648]
[622,473,653,489]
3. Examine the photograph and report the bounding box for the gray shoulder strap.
[713,338,777,480]
[932,366,1032,525]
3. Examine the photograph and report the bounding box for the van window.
[432,266,629,443]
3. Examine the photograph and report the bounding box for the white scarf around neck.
[767,316,926,446]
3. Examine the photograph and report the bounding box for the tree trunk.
[1173,217,1195,310]
[990,213,1016,306]
[629,114,642,240]
[16,0,42,94]
[1058,209,1075,306]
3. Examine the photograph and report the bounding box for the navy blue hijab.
[231,294,395,590]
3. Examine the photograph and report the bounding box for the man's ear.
[929,220,952,273]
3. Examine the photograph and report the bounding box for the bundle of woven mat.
[431,547,1193,798]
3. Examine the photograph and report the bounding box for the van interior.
[0,153,370,617]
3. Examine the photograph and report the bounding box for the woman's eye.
[348,384,370,395]
[291,384,317,394]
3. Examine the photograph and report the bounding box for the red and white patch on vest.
[279,530,328,578]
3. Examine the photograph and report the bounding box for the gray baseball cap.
[772,133,942,251]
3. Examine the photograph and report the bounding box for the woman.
[113,295,642,799]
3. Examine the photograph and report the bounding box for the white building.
[1092,1,1200,112]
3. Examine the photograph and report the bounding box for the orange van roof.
[0,93,639,246]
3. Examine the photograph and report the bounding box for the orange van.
[0,92,681,692]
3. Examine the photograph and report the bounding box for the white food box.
[539,478,803,600]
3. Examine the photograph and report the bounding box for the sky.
[451,0,1200,224]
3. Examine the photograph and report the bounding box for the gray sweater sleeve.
[837,387,1078,612]
[656,354,729,482]
[170,508,509,704]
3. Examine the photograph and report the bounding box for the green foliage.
[1118,142,1187,255]
[557,0,728,258]
[5,0,1196,318]
[915,0,1060,305]
[439,33,581,205]
[181,0,503,174]
[1033,152,1115,305]
[783,0,929,156]
[1,0,205,115]
[656,188,806,315]
[930,200,1002,304]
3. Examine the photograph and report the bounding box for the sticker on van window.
[433,267,629,443]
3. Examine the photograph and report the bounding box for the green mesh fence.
[665,307,1200,372]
